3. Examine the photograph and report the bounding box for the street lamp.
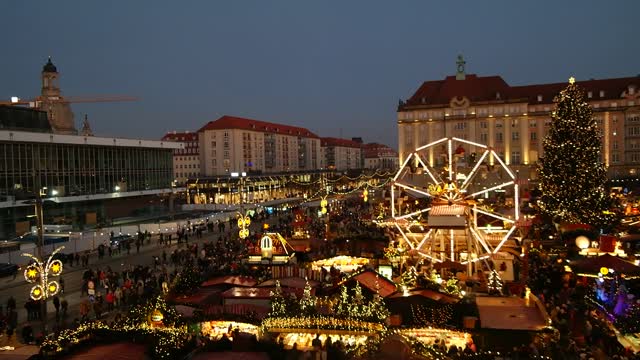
[22,245,65,333]
[232,172,250,239]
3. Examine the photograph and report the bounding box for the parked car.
[0,263,19,278]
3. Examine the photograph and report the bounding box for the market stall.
[311,255,370,273]
[200,321,260,341]
[399,327,472,350]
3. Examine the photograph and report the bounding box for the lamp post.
[22,246,65,334]
[232,172,250,239]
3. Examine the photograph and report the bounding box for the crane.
[0,95,139,107]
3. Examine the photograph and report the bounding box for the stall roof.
[257,277,320,289]
[476,296,547,331]
[570,253,640,277]
[388,289,460,304]
[168,288,221,306]
[201,275,258,288]
[221,286,307,299]
[339,270,398,298]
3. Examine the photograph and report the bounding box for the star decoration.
[51,263,60,274]
[569,76,575,84]
[27,268,38,279]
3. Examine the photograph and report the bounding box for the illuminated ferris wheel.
[391,137,520,266]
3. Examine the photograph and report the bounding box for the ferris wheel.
[391,137,520,266]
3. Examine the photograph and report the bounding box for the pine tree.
[269,280,287,317]
[369,277,390,323]
[349,282,365,318]
[171,265,202,295]
[537,78,618,229]
[335,285,350,317]
[299,278,316,315]
[487,269,503,295]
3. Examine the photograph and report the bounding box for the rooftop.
[401,74,640,108]
[198,115,318,138]
[321,137,363,148]
[0,129,182,150]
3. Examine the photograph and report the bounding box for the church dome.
[42,57,57,73]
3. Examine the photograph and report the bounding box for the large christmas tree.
[537,78,616,229]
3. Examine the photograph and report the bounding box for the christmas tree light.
[537,78,619,229]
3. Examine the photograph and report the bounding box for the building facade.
[0,113,181,239]
[161,131,200,184]
[198,115,321,176]
[320,137,362,171]
[363,143,399,170]
[397,59,640,180]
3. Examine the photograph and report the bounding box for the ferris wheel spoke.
[394,182,432,198]
[493,225,517,253]
[460,150,490,191]
[469,226,494,254]
[416,137,448,152]
[414,153,441,184]
[473,208,515,223]
[465,181,514,199]
[394,223,416,250]
[394,153,414,181]
[394,208,431,220]
[417,230,432,250]
[490,150,515,180]
[452,137,489,150]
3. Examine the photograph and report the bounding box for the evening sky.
[1,1,639,149]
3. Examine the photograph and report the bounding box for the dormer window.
[496,92,501,100]
[600,90,605,98]
[421,97,426,104]
[629,85,636,95]
[588,91,592,98]
[537,95,543,102]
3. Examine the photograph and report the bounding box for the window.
[211,141,216,147]
[530,132,537,141]
[629,127,640,136]
[512,132,519,141]
[588,91,592,98]
[599,90,605,98]
[480,133,488,142]
[212,159,217,167]
[537,95,543,102]
[454,122,466,130]
[612,153,620,163]
[496,132,503,142]
[511,151,521,165]
[529,120,537,128]
[480,121,488,129]
[613,141,619,150]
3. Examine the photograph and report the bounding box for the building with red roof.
[398,56,640,179]
[197,115,321,176]
[320,137,363,171]
[161,131,200,184]
[363,142,398,170]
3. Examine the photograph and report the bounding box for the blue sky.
[2,1,639,149]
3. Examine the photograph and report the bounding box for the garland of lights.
[262,315,385,333]
[41,297,189,359]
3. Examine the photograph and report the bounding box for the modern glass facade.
[0,142,173,199]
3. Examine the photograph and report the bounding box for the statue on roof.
[81,114,94,136]
[456,54,466,80]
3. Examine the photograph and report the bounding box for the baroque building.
[397,56,640,180]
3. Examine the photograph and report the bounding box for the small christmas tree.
[369,277,390,323]
[335,285,350,317]
[269,280,287,317]
[349,282,365,318]
[299,278,316,315]
[487,269,503,295]
[171,265,202,295]
[400,266,418,289]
